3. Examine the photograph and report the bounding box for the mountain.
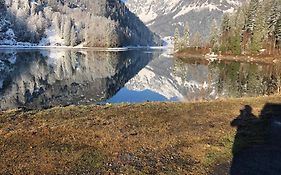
[125,0,244,38]
[0,0,160,47]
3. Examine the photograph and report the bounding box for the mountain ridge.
[126,0,244,38]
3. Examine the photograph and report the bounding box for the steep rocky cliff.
[0,0,160,47]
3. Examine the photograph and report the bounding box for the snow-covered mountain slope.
[125,0,244,37]
[0,0,161,47]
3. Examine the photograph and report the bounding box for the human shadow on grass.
[230,104,281,175]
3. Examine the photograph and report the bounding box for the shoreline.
[175,52,280,64]
[1,95,281,174]
[0,45,168,52]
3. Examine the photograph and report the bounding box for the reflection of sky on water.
[107,88,178,103]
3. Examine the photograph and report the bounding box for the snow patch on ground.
[0,29,16,45]
[160,36,174,57]
[162,36,174,48]
[0,39,16,45]
[39,26,64,46]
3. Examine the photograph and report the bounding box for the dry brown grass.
[1,95,281,174]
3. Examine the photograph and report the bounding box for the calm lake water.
[0,48,280,110]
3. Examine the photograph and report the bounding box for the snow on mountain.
[125,0,244,38]
[0,0,160,47]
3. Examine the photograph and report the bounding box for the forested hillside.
[174,0,281,56]
[0,0,160,47]
[212,0,281,55]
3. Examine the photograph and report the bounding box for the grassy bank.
[1,95,281,174]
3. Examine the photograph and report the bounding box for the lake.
[0,48,280,110]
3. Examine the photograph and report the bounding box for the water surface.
[0,48,280,110]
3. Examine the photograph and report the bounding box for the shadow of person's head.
[239,105,253,117]
[244,105,252,113]
[231,105,257,128]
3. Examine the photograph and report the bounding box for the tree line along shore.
[174,0,281,59]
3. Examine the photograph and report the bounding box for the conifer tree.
[70,25,77,46]
[228,7,247,55]
[63,18,71,46]
[209,19,219,51]
[275,16,281,49]
[220,13,231,52]
[242,0,259,53]
[266,0,280,53]
[244,0,259,33]
[53,13,61,34]
[233,6,247,33]
[30,2,37,16]
[0,0,5,9]
[183,22,190,48]
[251,3,267,52]
[192,32,202,49]
[174,27,180,50]
[267,0,280,35]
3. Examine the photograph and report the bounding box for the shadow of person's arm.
[231,118,241,127]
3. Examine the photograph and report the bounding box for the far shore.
[175,51,280,64]
[0,44,167,51]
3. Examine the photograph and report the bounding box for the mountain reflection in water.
[119,56,281,102]
[0,49,280,110]
[0,49,156,109]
